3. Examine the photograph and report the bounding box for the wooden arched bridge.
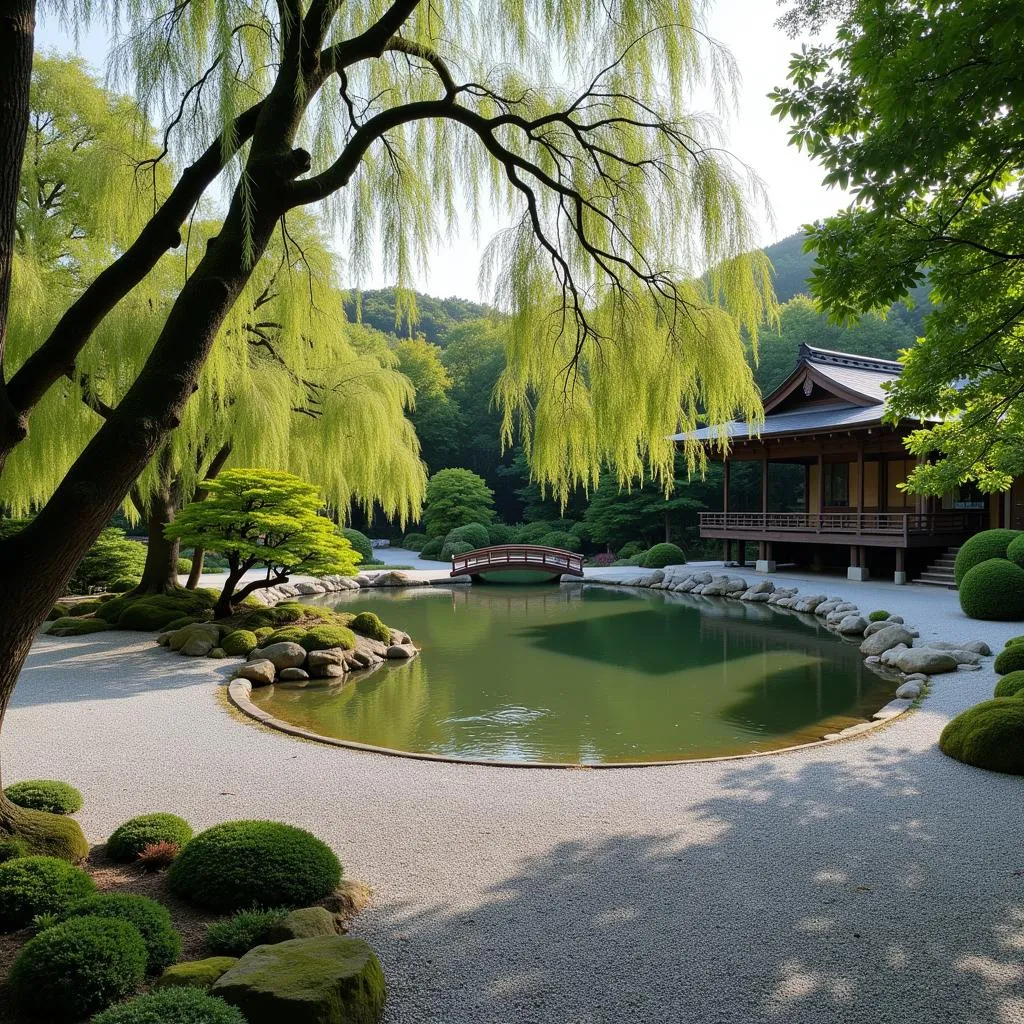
[450,545,584,582]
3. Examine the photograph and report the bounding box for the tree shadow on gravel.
[367,751,1024,1024]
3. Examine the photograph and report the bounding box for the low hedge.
[221,630,259,656]
[639,543,687,568]
[61,893,181,973]
[107,813,194,863]
[994,642,1024,674]
[939,698,1024,775]
[9,916,148,1021]
[994,671,1024,698]
[351,611,391,643]
[485,523,517,545]
[954,528,1021,586]
[959,558,1024,621]
[168,820,342,912]
[402,532,427,551]
[617,541,646,560]
[0,855,96,930]
[92,987,247,1024]
[4,779,82,815]
[204,908,288,956]
[538,530,582,553]
[419,537,444,560]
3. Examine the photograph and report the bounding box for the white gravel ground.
[7,569,1024,1024]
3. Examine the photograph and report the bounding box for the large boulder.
[295,582,325,595]
[233,660,277,687]
[767,588,798,605]
[279,668,310,682]
[890,648,959,675]
[261,908,339,945]
[258,642,307,671]
[307,649,347,671]
[794,594,827,614]
[860,624,916,656]
[156,957,239,990]
[837,614,869,635]
[169,622,220,653]
[372,571,426,587]
[385,644,416,659]
[927,639,992,656]
[211,936,386,1024]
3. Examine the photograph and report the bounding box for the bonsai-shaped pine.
[422,469,495,538]
[166,470,357,618]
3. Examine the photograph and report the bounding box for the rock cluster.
[247,569,468,606]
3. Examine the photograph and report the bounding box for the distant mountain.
[342,288,489,346]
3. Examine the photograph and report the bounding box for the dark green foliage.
[0,837,30,863]
[440,539,473,561]
[0,855,96,929]
[92,987,247,1024]
[403,532,427,550]
[419,537,444,560]
[485,522,516,545]
[168,821,342,912]
[639,543,687,568]
[61,893,181,973]
[538,530,582,552]
[341,527,373,563]
[109,577,138,592]
[939,699,1024,775]
[1007,634,1024,647]
[300,625,356,652]
[9,916,147,1021]
[351,611,391,643]
[445,522,490,549]
[954,530,1021,586]
[423,468,495,537]
[68,598,106,616]
[4,779,82,815]
[994,672,1024,699]
[343,287,488,345]
[204,909,288,957]
[241,603,305,629]
[516,520,559,544]
[68,528,147,594]
[994,643,1024,675]
[960,559,1024,621]
[1007,534,1024,568]
[107,813,193,863]
[868,610,891,622]
[165,615,199,630]
[47,615,112,636]
[222,629,259,656]
[617,541,645,559]
[612,555,645,566]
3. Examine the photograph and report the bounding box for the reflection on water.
[248,584,894,764]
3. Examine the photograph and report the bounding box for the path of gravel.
[7,573,1023,1024]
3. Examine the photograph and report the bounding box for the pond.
[248,583,894,765]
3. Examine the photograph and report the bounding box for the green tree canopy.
[166,469,357,616]
[772,0,1024,496]
[422,468,495,538]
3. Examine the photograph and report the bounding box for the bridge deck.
[450,545,584,578]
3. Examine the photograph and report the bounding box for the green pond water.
[249,583,894,765]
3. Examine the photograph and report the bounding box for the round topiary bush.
[9,916,148,1021]
[351,611,391,643]
[341,527,373,564]
[253,626,274,643]
[168,820,342,912]
[868,610,891,622]
[617,540,645,560]
[954,528,1021,585]
[939,698,1024,775]
[445,522,490,549]
[0,855,96,930]
[638,542,687,568]
[1006,533,1024,568]
[109,577,138,593]
[0,836,30,863]
[265,625,307,645]
[221,630,259,657]
[61,893,181,973]
[419,537,444,560]
[4,779,83,815]
[177,557,193,574]
[440,540,474,562]
[300,624,356,652]
[994,671,1024,698]
[92,987,248,1024]
[994,642,1024,674]
[485,523,516,545]
[538,530,582,553]
[204,908,288,956]
[107,813,194,864]
[402,532,427,551]
[959,558,1024,621]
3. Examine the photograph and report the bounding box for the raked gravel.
[7,570,1024,1024]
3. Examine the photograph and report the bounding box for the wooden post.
[895,547,906,585]
[723,459,730,565]
[761,453,768,522]
[817,451,825,520]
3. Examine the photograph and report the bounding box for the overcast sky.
[35,0,843,301]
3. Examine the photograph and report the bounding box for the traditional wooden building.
[674,344,1017,585]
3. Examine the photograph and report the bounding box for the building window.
[824,463,849,507]
[954,482,985,510]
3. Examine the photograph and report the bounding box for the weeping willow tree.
[0,0,773,855]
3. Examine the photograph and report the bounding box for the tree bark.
[185,442,232,589]
[135,490,182,595]
[186,548,206,590]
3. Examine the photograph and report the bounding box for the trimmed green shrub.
[617,541,646,559]
[68,528,147,594]
[0,855,96,929]
[868,610,891,622]
[994,671,1024,698]
[402,532,427,551]
[61,893,181,973]
[92,987,247,1024]
[341,527,373,564]
[959,558,1024,621]
[351,611,392,643]
[253,626,274,642]
[419,537,444,560]
[1005,533,1024,568]
[422,467,495,537]
[241,603,305,629]
[68,598,106,616]
[109,577,138,593]
[954,528,1021,586]
[9,916,147,1021]
[46,602,70,620]
[517,520,558,545]
[265,626,306,645]
[204,908,288,956]
[177,558,193,574]
[168,820,342,912]
[939,698,1024,775]
[300,624,356,652]
[994,643,1024,674]
[107,813,194,863]
[4,779,83,815]
[612,554,646,566]
[47,616,112,636]
[445,522,490,549]
[485,523,516,545]
[99,589,216,628]
[538,530,582,553]
[639,542,687,568]
[0,836,30,863]
[165,615,200,631]
[222,630,259,656]
[440,539,474,562]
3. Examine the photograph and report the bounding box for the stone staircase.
[915,547,959,588]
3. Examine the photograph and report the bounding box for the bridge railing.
[450,544,585,577]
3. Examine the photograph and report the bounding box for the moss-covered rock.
[107,812,193,863]
[939,698,1024,775]
[954,528,1021,585]
[222,629,259,656]
[68,598,107,616]
[156,957,241,991]
[99,589,217,631]
[261,907,339,944]
[867,609,891,622]
[46,602,70,621]
[301,624,356,652]
[959,558,1024,621]
[0,799,90,861]
[4,779,82,815]
[351,612,391,643]
[211,936,386,1024]
[253,625,275,643]
[242,604,305,629]
[994,671,1024,698]
[46,615,112,636]
[994,642,1024,674]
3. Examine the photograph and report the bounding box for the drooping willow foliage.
[26,0,774,510]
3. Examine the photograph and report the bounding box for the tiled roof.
[672,402,885,443]
[801,345,900,405]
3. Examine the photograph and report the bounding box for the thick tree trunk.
[184,442,232,590]
[135,491,182,595]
